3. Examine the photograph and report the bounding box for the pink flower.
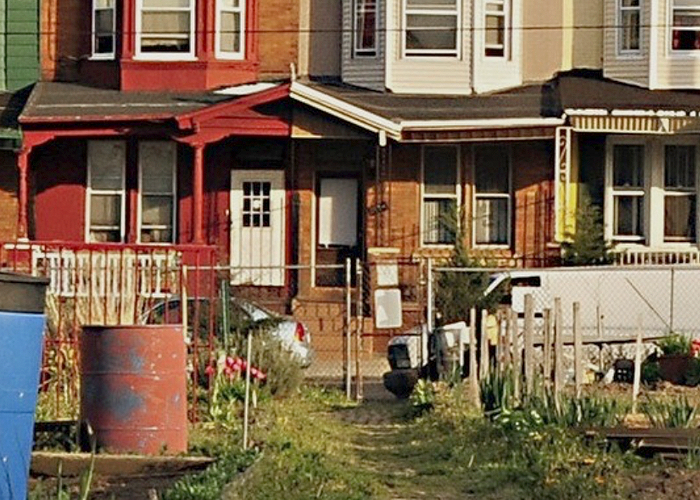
[205,365,216,376]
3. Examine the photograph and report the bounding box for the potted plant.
[657,334,693,385]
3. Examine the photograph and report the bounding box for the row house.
[3,0,700,353]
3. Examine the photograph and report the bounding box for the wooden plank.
[480,309,489,381]
[573,301,583,398]
[543,308,552,387]
[524,294,535,396]
[554,298,563,406]
[632,315,643,413]
[511,308,521,402]
[469,307,479,405]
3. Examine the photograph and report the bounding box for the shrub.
[561,191,612,266]
[657,334,692,356]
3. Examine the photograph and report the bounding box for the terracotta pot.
[658,354,693,385]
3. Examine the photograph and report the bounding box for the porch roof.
[19,82,233,124]
[0,87,31,141]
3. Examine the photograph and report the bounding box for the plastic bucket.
[0,272,48,500]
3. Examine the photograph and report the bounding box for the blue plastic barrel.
[0,272,48,500]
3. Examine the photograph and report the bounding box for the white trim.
[401,117,565,130]
[420,144,461,247]
[92,0,116,59]
[472,144,512,248]
[86,140,127,243]
[402,0,461,58]
[135,0,196,61]
[215,0,245,60]
[137,141,177,245]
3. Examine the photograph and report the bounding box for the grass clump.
[641,396,698,428]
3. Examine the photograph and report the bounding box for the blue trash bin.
[0,272,48,500]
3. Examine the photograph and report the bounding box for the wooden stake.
[505,311,513,370]
[480,309,490,381]
[632,315,643,413]
[469,307,479,405]
[543,308,552,387]
[573,301,583,399]
[554,297,563,408]
[524,294,535,397]
[511,308,521,403]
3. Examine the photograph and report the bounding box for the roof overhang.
[565,108,700,134]
[290,81,565,143]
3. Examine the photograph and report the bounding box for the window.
[484,0,508,57]
[354,0,378,56]
[672,0,700,51]
[404,0,459,56]
[474,146,510,246]
[611,144,645,240]
[139,142,177,243]
[619,0,641,53]
[87,141,126,243]
[242,182,271,228]
[216,0,245,59]
[93,0,116,58]
[422,146,459,245]
[664,145,696,241]
[137,0,195,58]
[606,139,699,247]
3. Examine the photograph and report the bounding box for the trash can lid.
[0,272,49,314]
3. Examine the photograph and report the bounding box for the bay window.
[216,0,245,59]
[484,0,508,57]
[422,146,459,245]
[139,142,177,244]
[404,0,459,57]
[474,146,511,246]
[87,141,126,243]
[92,0,116,58]
[606,138,699,247]
[354,0,378,57]
[137,0,195,58]
[672,0,700,51]
[619,0,641,53]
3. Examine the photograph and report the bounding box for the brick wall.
[258,0,299,79]
[40,0,87,82]
[0,152,17,240]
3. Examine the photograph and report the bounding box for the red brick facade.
[0,152,17,241]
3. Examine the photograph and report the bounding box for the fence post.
[480,309,489,381]
[345,258,352,400]
[511,308,521,403]
[426,258,434,333]
[243,328,253,450]
[543,308,552,387]
[355,260,364,401]
[505,309,513,370]
[524,294,534,397]
[554,298,563,408]
[632,314,643,413]
[469,307,479,405]
[573,301,583,399]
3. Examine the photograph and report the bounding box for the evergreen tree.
[561,192,612,266]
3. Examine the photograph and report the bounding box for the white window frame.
[605,136,700,249]
[617,0,642,55]
[135,0,196,61]
[484,0,509,59]
[215,0,246,60]
[92,0,116,60]
[86,141,127,243]
[472,145,512,248]
[420,145,461,247]
[353,0,378,57]
[137,141,177,245]
[670,0,700,53]
[403,0,460,58]
[606,139,648,243]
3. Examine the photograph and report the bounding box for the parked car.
[141,296,314,368]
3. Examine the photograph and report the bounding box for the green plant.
[479,368,515,418]
[642,396,698,428]
[642,359,661,385]
[409,379,437,415]
[561,190,612,266]
[657,334,692,356]
[685,358,700,387]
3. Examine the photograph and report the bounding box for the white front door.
[230,170,285,286]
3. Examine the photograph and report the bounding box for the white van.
[484,266,700,340]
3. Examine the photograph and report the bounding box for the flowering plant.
[207,352,268,425]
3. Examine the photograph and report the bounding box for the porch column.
[192,143,205,243]
[17,147,30,240]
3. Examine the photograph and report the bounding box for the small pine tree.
[561,192,612,266]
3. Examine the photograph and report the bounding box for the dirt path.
[331,387,472,500]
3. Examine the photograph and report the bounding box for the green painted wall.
[5,0,38,91]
